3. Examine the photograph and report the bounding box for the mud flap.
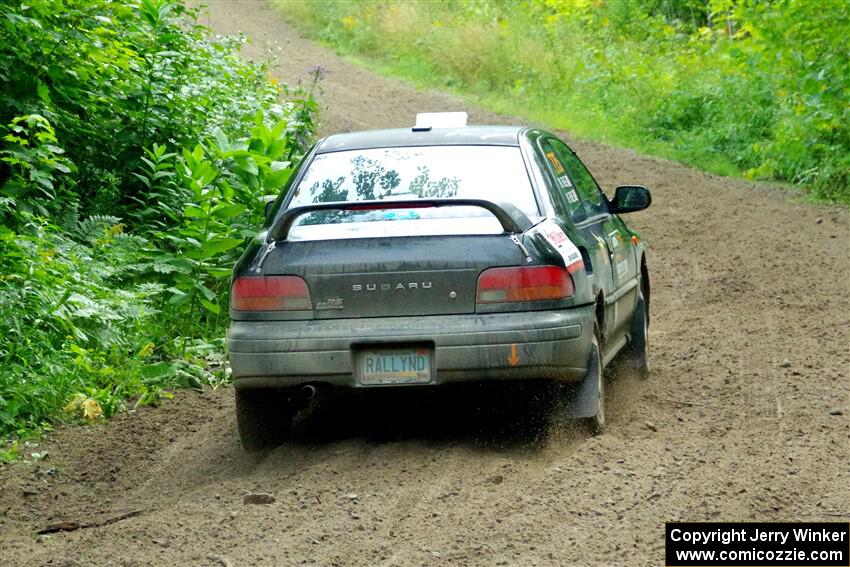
[627,295,648,354]
[564,342,600,419]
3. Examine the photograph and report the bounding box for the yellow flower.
[64,394,103,421]
[138,342,155,358]
[82,399,103,421]
[63,394,86,414]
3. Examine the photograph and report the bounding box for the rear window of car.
[286,145,537,240]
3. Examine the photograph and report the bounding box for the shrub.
[0,0,318,444]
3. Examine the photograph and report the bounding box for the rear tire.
[235,388,295,452]
[622,290,650,380]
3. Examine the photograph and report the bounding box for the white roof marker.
[414,112,468,130]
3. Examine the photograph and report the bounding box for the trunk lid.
[261,235,522,318]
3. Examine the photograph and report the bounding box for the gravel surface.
[1,2,848,566]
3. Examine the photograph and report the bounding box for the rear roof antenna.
[413,111,468,132]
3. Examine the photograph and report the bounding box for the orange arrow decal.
[507,344,520,366]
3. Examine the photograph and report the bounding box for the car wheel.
[622,289,650,380]
[587,323,606,435]
[235,387,295,452]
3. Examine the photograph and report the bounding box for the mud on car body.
[228,113,651,450]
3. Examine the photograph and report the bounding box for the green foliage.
[1,115,77,217]
[142,110,310,328]
[0,216,157,435]
[0,0,318,445]
[277,0,849,202]
[0,0,299,216]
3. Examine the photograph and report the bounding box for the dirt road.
[1,2,847,565]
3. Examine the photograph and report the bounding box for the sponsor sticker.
[537,220,583,270]
[545,151,566,174]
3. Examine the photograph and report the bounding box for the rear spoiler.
[268,198,533,241]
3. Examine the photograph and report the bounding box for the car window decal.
[545,151,566,174]
[558,174,574,188]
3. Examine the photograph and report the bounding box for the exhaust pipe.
[300,384,318,400]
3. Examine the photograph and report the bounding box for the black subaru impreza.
[228,113,651,450]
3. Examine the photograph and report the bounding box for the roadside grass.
[271,0,849,205]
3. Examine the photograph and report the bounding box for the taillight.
[476,266,574,304]
[231,276,312,311]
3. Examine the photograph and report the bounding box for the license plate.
[358,347,433,386]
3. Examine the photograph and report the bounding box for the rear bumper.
[228,306,595,389]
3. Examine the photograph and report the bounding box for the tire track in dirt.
[1,2,847,566]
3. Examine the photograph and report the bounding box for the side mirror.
[610,185,651,214]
